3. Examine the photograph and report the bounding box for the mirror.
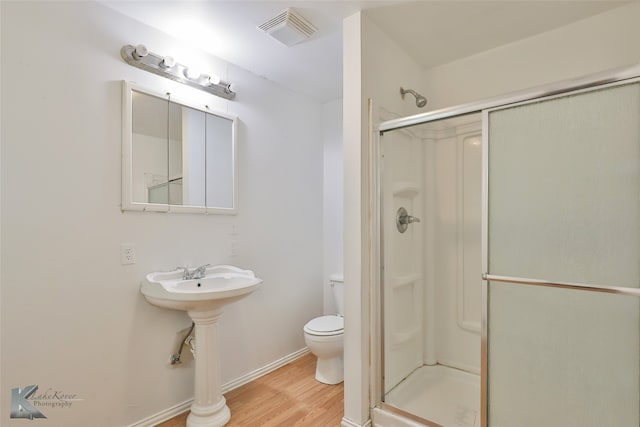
[122,81,236,214]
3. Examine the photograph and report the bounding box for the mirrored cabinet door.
[131,90,170,207]
[177,105,206,207]
[205,112,235,210]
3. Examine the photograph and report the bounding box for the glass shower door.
[381,126,425,395]
[379,114,483,427]
[485,80,640,427]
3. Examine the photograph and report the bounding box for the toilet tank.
[329,273,344,316]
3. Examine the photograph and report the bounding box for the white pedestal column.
[186,308,231,427]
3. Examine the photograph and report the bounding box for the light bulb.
[132,44,148,60]
[160,56,175,68]
[208,74,221,85]
[184,68,201,80]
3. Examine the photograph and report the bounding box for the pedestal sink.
[141,265,262,427]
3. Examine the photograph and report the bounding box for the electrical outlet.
[120,244,136,265]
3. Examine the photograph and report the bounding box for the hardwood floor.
[156,353,344,427]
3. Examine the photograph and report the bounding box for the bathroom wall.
[344,3,640,426]
[342,12,427,426]
[323,99,344,314]
[0,2,326,426]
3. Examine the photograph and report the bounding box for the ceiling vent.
[258,8,316,46]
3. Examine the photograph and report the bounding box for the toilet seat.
[304,315,343,336]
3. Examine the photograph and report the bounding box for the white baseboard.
[342,416,373,427]
[128,347,311,426]
[126,400,193,427]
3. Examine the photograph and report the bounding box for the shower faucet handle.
[400,214,420,224]
[396,206,421,233]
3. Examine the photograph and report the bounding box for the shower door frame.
[373,63,640,427]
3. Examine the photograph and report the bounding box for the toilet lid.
[304,315,344,336]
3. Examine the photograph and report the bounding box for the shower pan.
[373,64,640,427]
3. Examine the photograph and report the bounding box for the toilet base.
[315,355,344,385]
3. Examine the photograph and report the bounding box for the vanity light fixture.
[120,44,235,100]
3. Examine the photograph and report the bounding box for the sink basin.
[141,264,262,427]
[141,265,262,312]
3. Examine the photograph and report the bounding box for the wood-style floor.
[156,353,344,427]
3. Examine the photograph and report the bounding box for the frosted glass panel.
[488,83,640,287]
[488,282,640,427]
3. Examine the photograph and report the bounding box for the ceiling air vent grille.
[257,8,316,46]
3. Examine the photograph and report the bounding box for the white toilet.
[303,273,344,385]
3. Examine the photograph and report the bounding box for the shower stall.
[373,65,640,427]
[379,113,482,426]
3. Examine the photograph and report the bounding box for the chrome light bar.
[120,44,236,100]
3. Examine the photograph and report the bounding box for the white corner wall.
[0,2,324,426]
[342,12,367,427]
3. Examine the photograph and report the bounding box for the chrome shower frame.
[373,63,640,427]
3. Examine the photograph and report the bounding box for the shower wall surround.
[1,2,331,426]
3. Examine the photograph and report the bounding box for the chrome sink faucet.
[177,264,210,280]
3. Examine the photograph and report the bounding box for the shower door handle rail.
[483,273,640,296]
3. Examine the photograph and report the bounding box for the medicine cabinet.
[121,81,237,214]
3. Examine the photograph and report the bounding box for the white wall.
[343,12,427,427]
[342,13,367,427]
[345,2,640,426]
[0,2,324,426]
[361,16,428,123]
[322,99,343,314]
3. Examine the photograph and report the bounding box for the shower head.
[400,87,427,108]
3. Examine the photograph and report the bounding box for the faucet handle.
[176,266,191,279]
[192,264,210,279]
[176,265,210,280]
